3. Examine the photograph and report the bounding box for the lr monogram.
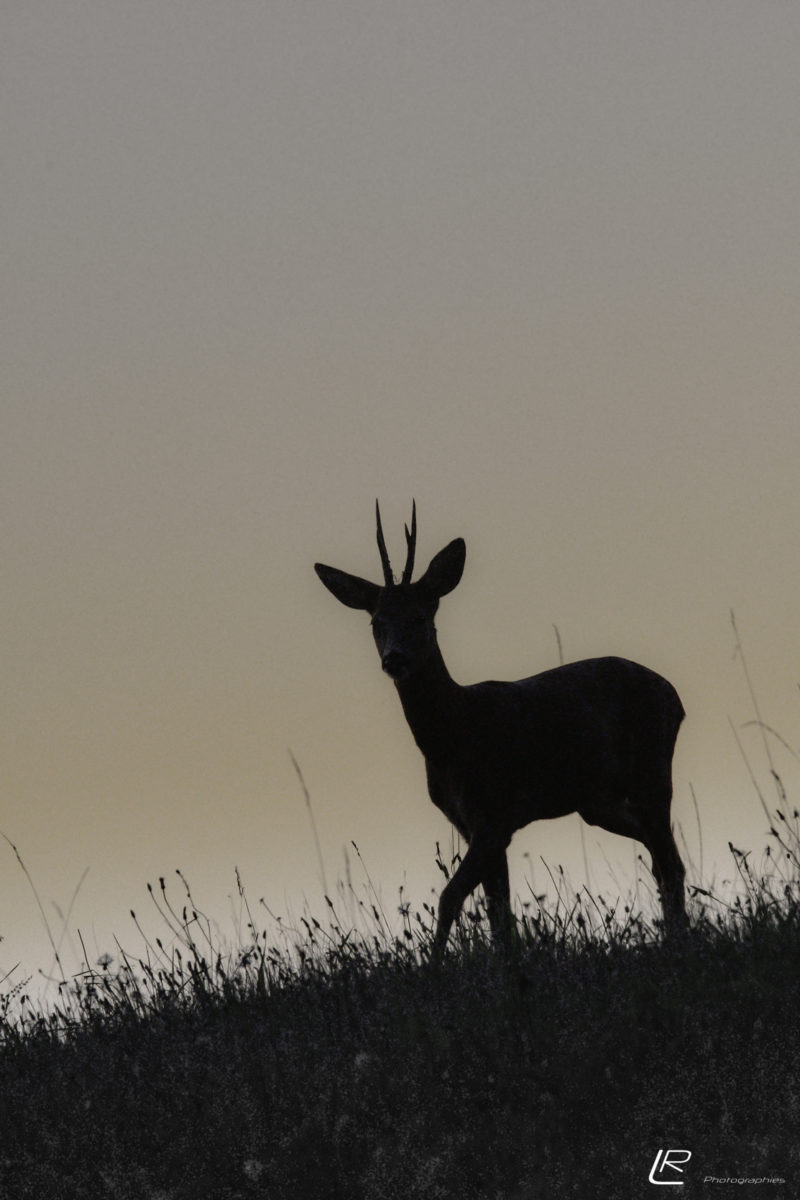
[650,1149,692,1185]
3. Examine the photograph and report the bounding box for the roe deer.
[315,503,686,954]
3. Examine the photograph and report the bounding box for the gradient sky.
[4,2,800,988]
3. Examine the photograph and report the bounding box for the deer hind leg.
[642,820,687,935]
[631,764,687,935]
[581,796,687,936]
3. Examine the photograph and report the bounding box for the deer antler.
[401,499,417,585]
[375,500,394,586]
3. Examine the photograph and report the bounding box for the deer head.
[314,502,465,681]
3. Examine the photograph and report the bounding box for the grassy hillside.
[1,821,798,1200]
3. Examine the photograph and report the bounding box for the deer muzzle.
[381,649,410,679]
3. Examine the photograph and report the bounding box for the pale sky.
[3,2,800,987]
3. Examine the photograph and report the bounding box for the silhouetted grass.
[0,809,799,1200]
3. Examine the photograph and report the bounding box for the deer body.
[316,504,686,953]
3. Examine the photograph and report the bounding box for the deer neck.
[394,641,462,763]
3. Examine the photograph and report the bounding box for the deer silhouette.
[315,502,686,954]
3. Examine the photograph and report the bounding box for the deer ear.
[315,563,381,612]
[417,538,465,600]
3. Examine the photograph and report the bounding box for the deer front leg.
[432,836,511,957]
[482,847,515,947]
[432,842,486,957]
